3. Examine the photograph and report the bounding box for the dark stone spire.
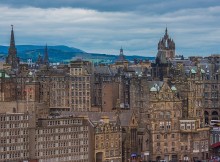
[43,44,49,65]
[158,27,175,51]
[118,47,126,61]
[6,25,19,69]
[10,25,16,49]
[156,28,175,64]
[165,27,168,38]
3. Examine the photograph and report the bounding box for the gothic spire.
[9,25,16,52]
[6,25,19,69]
[43,44,49,65]
[165,27,168,38]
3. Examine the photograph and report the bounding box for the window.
[181,146,184,150]
[165,112,170,119]
[164,134,167,139]
[186,123,191,129]
[156,134,160,140]
[166,121,171,129]
[160,122,164,129]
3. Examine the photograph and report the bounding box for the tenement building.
[148,80,182,161]
[0,112,94,162]
[34,116,94,162]
[0,113,29,162]
[70,60,92,112]
[94,116,122,162]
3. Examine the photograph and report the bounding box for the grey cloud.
[0,4,220,56]
[0,0,220,14]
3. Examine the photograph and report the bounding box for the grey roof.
[171,59,193,67]
[61,111,116,122]
[94,66,117,75]
[119,111,134,127]
[60,110,135,127]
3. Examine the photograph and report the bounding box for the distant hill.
[0,45,84,53]
[0,45,155,64]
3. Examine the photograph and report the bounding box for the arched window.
[212,111,218,116]
[204,111,209,116]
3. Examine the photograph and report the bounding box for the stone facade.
[94,116,122,162]
[0,113,93,162]
[70,60,92,112]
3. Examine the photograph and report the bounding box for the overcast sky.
[0,0,220,56]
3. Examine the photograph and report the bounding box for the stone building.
[210,125,220,159]
[0,70,16,102]
[0,113,29,162]
[145,65,210,161]
[47,70,70,112]
[0,112,94,162]
[148,80,182,161]
[34,116,94,162]
[94,116,122,162]
[198,56,220,124]
[92,66,118,111]
[70,59,92,112]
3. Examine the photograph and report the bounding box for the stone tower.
[118,47,126,62]
[43,44,49,66]
[157,27,175,63]
[6,25,19,69]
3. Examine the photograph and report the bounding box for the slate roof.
[60,110,135,127]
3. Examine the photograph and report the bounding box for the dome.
[191,69,196,74]
[201,69,205,74]
[28,71,33,76]
[150,87,157,92]
[171,86,177,91]
[0,71,10,78]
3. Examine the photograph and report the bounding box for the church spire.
[10,25,16,48]
[164,27,168,38]
[6,25,19,69]
[43,44,49,66]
